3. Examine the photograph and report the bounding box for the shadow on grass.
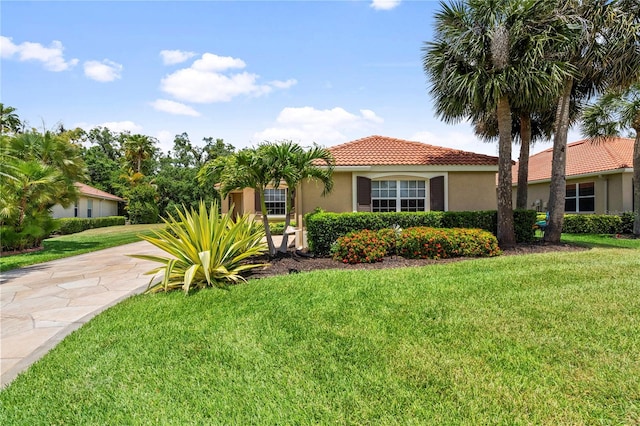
[41,240,102,254]
[561,235,640,250]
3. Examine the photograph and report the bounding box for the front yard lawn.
[1,243,639,424]
[0,223,166,272]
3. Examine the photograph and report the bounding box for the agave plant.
[131,202,267,294]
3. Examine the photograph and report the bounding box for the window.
[87,199,93,218]
[74,201,78,218]
[565,182,595,212]
[264,188,287,215]
[372,180,426,212]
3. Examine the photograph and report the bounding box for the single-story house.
[512,137,635,213]
[221,135,500,226]
[51,182,124,219]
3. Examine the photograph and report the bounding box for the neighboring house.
[512,137,635,214]
[221,135,500,226]
[51,182,124,219]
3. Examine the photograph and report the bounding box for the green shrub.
[306,210,535,255]
[398,227,500,259]
[306,211,444,255]
[55,216,126,235]
[513,209,537,243]
[331,229,393,264]
[562,214,622,234]
[620,212,636,234]
[131,202,268,294]
[330,226,501,264]
[1,211,57,252]
[269,221,297,235]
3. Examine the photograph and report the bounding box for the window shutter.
[254,190,261,213]
[430,176,445,211]
[357,176,372,212]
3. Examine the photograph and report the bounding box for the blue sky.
[1,0,579,157]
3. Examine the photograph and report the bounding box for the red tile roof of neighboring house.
[513,137,634,183]
[75,182,124,202]
[327,135,499,166]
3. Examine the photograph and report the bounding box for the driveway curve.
[0,241,165,388]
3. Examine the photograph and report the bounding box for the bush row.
[306,210,536,255]
[55,216,126,235]
[539,212,635,234]
[331,227,501,264]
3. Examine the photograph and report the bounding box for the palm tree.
[263,141,335,253]
[423,0,570,248]
[544,1,640,243]
[202,147,279,256]
[582,83,640,236]
[0,103,22,134]
[123,134,157,174]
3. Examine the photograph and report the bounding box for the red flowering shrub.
[331,229,392,264]
[331,227,501,264]
[397,227,453,259]
[398,227,500,259]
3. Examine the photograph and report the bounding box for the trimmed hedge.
[306,209,536,255]
[269,221,297,236]
[55,216,126,235]
[331,227,501,264]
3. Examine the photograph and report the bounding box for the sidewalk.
[0,241,166,388]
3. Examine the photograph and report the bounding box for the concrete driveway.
[0,241,166,388]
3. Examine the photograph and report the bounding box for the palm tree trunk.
[516,113,532,210]
[278,190,294,253]
[544,79,573,243]
[632,119,640,237]
[258,189,276,256]
[496,95,515,248]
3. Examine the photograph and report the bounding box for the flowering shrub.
[398,227,500,259]
[332,226,501,264]
[331,229,392,264]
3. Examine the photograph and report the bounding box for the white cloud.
[98,121,143,133]
[150,99,201,117]
[160,49,197,65]
[253,106,384,145]
[0,36,78,71]
[269,79,298,89]
[84,59,123,82]
[160,53,296,103]
[155,130,175,153]
[192,53,246,72]
[370,0,401,11]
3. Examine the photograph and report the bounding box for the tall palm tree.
[263,141,335,253]
[124,134,157,174]
[0,103,22,134]
[544,0,640,243]
[582,83,640,236]
[423,0,571,248]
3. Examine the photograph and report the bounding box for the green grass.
[0,223,166,272]
[1,245,640,424]
[561,233,640,249]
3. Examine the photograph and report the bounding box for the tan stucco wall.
[51,196,119,219]
[513,171,633,214]
[448,172,497,211]
[300,172,353,215]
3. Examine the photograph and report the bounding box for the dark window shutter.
[357,176,372,206]
[430,176,445,211]
[254,190,261,212]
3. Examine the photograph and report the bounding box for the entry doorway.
[229,192,243,220]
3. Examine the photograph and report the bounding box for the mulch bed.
[249,241,587,279]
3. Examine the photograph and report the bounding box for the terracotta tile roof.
[75,182,124,202]
[327,135,499,166]
[513,137,634,183]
